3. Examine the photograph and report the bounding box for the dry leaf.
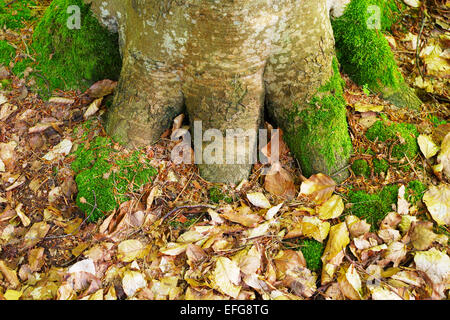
[317,194,344,220]
[264,163,296,199]
[300,173,336,204]
[418,135,440,159]
[247,192,271,209]
[86,79,117,98]
[321,222,350,284]
[118,239,146,262]
[423,184,450,226]
[213,257,241,298]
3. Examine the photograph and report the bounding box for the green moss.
[72,135,157,222]
[427,115,447,127]
[32,0,121,95]
[0,0,39,30]
[208,186,233,204]
[298,239,324,272]
[12,58,32,76]
[0,40,16,66]
[331,0,404,93]
[286,58,352,179]
[366,120,419,159]
[351,159,370,177]
[168,217,199,230]
[373,158,390,174]
[348,184,399,230]
[407,180,427,204]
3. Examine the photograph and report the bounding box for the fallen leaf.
[84,98,102,119]
[423,184,450,226]
[317,194,344,220]
[118,239,146,262]
[300,216,330,242]
[122,270,147,297]
[247,192,271,209]
[353,103,384,113]
[86,79,117,98]
[437,133,450,179]
[418,135,440,159]
[43,139,73,161]
[0,260,20,288]
[264,163,296,199]
[212,257,241,298]
[321,222,350,284]
[338,264,362,300]
[300,173,336,204]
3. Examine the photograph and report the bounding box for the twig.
[161,204,216,221]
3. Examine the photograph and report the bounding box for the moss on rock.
[285,59,352,181]
[351,159,370,177]
[366,120,419,159]
[32,0,121,95]
[71,135,157,222]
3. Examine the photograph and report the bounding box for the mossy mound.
[366,120,419,159]
[0,40,16,66]
[71,135,157,222]
[331,0,420,108]
[373,158,390,174]
[32,0,121,95]
[298,239,324,272]
[351,159,370,177]
[286,58,353,181]
[348,185,399,230]
[0,0,39,30]
[348,180,426,230]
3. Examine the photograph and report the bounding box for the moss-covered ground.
[71,124,157,222]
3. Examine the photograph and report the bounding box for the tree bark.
[85,0,352,183]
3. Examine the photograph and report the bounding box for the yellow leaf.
[353,103,384,113]
[418,134,440,159]
[321,222,350,284]
[213,257,241,298]
[317,195,344,220]
[423,184,450,226]
[4,289,22,300]
[300,216,330,242]
[160,242,189,256]
[338,264,362,300]
[247,192,271,209]
[437,133,450,179]
[300,173,336,204]
[118,239,146,262]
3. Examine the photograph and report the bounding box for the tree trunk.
[85,0,352,184]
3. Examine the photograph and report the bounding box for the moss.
[373,158,390,174]
[331,0,405,94]
[298,239,324,272]
[32,0,121,96]
[366,120,419,159]
[208,186,233,204]
[12,58,33,76]
[348,184,399,230]
[72,135,157,222]
[168,217,199,230]
[427,115,447,127]
[0,0,39,30]
[407,180,427,204]
[0,40,16,66]
[351,159,370,177]
[285,58,352,179]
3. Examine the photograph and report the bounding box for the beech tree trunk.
[85,0,352,184]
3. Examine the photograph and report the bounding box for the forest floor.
[0,1,449,300]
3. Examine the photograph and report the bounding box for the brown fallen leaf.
[221,205,263,227]
[0,260,20,289]
[264,162,296,200]
[85,79,118,98]
[28,247,45,272]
